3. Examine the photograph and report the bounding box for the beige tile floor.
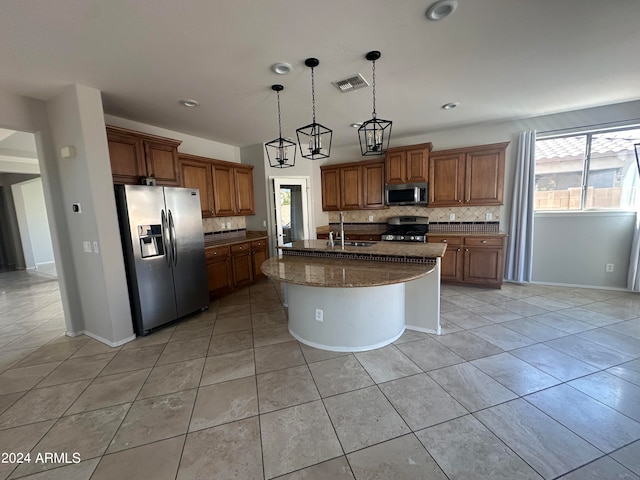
[1,270,640,479]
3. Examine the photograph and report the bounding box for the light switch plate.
[449,213,455,221]
[83,241,91,253]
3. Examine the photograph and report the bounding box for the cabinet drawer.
[205,245,230,261]
[251,239,267,249]
[464,237,504,247]
[359,234,382,241]
[428,236,462,246]
[230,242,251,253]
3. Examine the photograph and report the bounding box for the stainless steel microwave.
[385,183,428,206]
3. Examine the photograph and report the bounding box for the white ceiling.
[1,0,639,151]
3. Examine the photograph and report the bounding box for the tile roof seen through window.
[536,129,640,159]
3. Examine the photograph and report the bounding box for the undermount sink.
[327,241,376,247]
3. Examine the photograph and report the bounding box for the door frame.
[269,176,311,251]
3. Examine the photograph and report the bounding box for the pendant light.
[296,58,332,160]
[358,51,392,156]
[265,85,296,168]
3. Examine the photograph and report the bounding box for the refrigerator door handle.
[168,209,178,266]
[161,209,172,267]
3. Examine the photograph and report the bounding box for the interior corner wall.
[0,88,82,326]
[240,144,268,232]
[46,85,133,344]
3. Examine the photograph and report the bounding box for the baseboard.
[64,330,136,347]
[528,280,631,292]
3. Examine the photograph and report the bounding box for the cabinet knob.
[239,246,243,250]
[456,248,461,252]
[214,251,217,255]
[441,239,447,243]
[481,240,487,244]
[465,249,469,252]
[458,200,462,203]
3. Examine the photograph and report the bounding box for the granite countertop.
[261,255,436,288]
[280,239,446,258]
[204,231,268,248]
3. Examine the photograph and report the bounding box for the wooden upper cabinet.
[321,167,341,211]
[106,125,181,186]
[429,142,508,207]
[211,161,255,216]
[384,143,432,184]
[362,161,385,208]
[340,165,363,210]
[465,146,506,205]
[178,154,215,217]
[320,159,386,211]
[211,163,237,216]
[429,152,466,206]
[234,165,255,216]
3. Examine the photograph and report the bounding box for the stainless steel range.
[381,216,429,242]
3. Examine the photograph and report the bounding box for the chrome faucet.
[339,211,345,249]
[328,231,335,247]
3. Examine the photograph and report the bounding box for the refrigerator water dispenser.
[138,224,164,258]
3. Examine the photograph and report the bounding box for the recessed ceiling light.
[441,102,459,110]
[426,0,457,21]
[271,62,292,75]
[350,123,362,128]
[180,99,199,108]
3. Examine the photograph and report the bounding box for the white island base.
[284,261,441,352]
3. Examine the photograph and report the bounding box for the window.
[534,127,640,211]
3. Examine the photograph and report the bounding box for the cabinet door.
[465,147,505,205]
[144,141,180,186]
[234,166,255,215]
[179,157,214,217]
[207,257,233,298]
[211,164,237,216]
[107,133,146,184]
[340,165,362,209]
[362,162,385,209]
[405,147,428,183]
[251,239,269,279]
[231,244,254,288]
[385,150,406,184]
[463,247,503,285]
[429,153,465,206]
[321,167,341,211]
[440,248,463,282]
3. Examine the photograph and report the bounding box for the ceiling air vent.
[332,74,369,93]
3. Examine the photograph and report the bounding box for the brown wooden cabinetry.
[205,245,233,298]
[211,162,255,216]
[429,235,505,288]
[429,142,508,207]
[178,154,215,217]
[178,154,255,217]
[230,242,253,288]
[107,126,181,186]
[251,239,269,279]
[385,143,432,185]
[320,159,386,211]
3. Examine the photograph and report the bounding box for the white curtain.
[505,130,536,283]
[628,144,640,291]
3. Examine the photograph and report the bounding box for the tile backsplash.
[328,205,501,224]
[202,216,246,234]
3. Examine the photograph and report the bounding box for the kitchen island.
[261,240,446,352]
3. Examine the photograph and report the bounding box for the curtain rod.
[538,118,640,136]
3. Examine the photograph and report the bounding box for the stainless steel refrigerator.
[115,185,209,335]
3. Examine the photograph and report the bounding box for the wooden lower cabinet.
[205,246,233,298]
[205,238,270,299]
[429,235,505,288]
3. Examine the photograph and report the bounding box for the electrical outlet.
[315,308,323,322]
[368,215,374,222]
[83,241,91,253]
[486,212,493,221]
[449,213,455,221]
[605,263,614,273]
[226,222,232,229]
[263,220,267,227]
[93,241,99,253]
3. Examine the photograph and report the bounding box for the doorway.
[272,177,310,247]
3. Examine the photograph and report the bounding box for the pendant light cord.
[371,59,377,119]
[276,90,283,142]
[311,66,317,124]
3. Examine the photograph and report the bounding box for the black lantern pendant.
[296,58,332,160]
[265,85,296,168]
[358,51,392,156]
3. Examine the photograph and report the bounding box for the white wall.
[11,177,54,268]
